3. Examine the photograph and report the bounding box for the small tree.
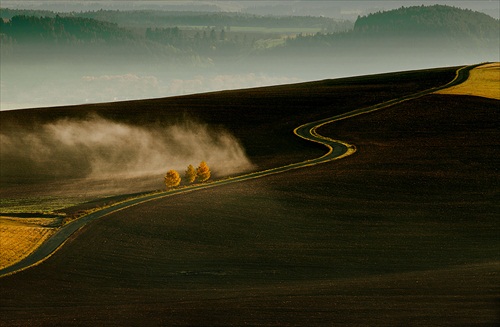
[196,161,211,182]
[185,164,197,184]
[164,169,181,189]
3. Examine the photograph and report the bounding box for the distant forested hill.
[283,4,499,62]
[0,14,203,63]
[354,5,498,39]
[0,8,353,64]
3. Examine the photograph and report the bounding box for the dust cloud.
[0,115,255,182]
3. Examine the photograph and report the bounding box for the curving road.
[0,63,479,278]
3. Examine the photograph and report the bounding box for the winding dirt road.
[0,63,478,278]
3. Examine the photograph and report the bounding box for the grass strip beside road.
[0,63,479,278]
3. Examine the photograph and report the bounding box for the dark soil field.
[0,67,458,171]
[0,67,459,211]
[1,67,499,326]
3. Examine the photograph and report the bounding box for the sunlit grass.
[0,217,57,269]
[0,196,81,214]
[436,62,500,100]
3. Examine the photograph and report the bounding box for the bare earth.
[0,65,486,273]
[436,62,500,100]
[1,66,498,326]
[0,67,460,274]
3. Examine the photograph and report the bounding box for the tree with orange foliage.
[185,164,197,184]
[196,161,211,182]
[164,169,181,189]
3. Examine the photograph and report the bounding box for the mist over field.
[0,1,498,110]
[0,115,254,181]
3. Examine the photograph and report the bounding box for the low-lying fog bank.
[0,115,254,211]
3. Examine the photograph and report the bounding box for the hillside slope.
[1,67,499,326]
[0,68,457,191]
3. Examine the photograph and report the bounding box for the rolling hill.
[0,65,499,326]
[282,5,499,65]
[354,4,499,39]
[0,67,458,186]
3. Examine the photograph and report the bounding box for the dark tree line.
[0,15,133,44]
[144,26,250,57]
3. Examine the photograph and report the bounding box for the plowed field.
[1,67,498,326]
